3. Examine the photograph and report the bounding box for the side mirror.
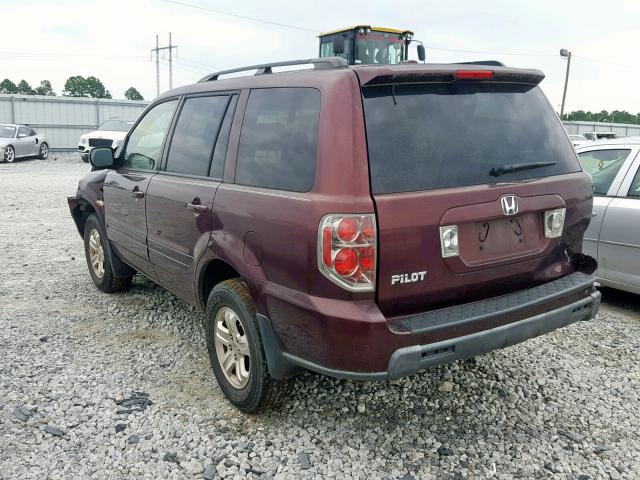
[90,147,115,169]
[417,44,426,62]
[332,37,345,56]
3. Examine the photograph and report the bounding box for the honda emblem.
[500,195,518,216]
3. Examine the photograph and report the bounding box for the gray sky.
[3,0,639,113]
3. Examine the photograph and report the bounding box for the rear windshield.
[362,83,581,194]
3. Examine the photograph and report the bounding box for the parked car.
[578,138,640,294]
[568,134,589,147]
[78,119,133,163]
[0,124,49,162]
[583,131,618,142]
[68,58,600,412]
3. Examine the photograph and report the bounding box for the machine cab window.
[318,25,420,65]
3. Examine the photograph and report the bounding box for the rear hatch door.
[357,66,591,317]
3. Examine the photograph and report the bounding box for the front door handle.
[131,187,144,199]
[592,211,598,217]
[187,202,209,213]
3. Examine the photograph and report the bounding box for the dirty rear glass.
[362,83,581,194]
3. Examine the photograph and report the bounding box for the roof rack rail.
[455,60,505,67]
[198,57,348,82]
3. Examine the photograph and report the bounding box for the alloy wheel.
[214,306,251,389]
[88,228,105,279]
[40,143,48,159]
[5,146,14,163]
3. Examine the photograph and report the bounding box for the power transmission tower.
[150,33,178,96]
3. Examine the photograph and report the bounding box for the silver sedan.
[578,138,640,294]
[0,124,50,162]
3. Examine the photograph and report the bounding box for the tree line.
[562,110,640,125]
[0,77,144,101]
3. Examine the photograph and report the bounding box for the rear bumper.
[260,272,600,380]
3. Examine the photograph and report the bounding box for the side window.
[628,166,640,198]
[578,149,631,196]
[236,88,320,192]
[210,95,238,179]
[165,95,230,176]
[18,127,29,137]
[121,100,178,171]
[29,128,37,136]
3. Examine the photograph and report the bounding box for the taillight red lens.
[360,216,375,240]
[337,218,358,242]
[318,214,377,292]
[454,70,494,79]
[359,246,375,272]
[334,248,358,275]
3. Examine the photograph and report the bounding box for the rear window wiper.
[490,161,557,177]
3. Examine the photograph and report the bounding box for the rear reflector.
[318,214,377,292]
[454,70,494,80]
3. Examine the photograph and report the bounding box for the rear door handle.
[187,203,209,213]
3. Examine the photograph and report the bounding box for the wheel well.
[201,259,240,306]
[71,199,97,237]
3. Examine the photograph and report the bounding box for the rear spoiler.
[356,65,545,87]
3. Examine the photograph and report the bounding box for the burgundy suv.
[68,58,600,412]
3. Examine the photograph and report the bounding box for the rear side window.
[166,95,230,176]
[210,95,238,179]
[628,167,640,198]
[236,88,320,192]
[362,83,581,194]
[578,149,631,196]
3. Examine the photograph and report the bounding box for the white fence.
[563,120,640,137]
[0,94,150,152]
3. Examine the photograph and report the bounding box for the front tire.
[83,214,132,293]
[5,145,15,163]
[205,279,289,413]
[39,142,49,159]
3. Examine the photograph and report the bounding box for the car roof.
[576,137,640,149]
[157,61,543,100]
[0,124,25,128]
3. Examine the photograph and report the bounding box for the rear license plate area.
[458,213,545,266]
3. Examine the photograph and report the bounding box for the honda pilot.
[68,58,600,412]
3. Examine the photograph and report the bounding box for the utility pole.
[560,49,572,119]
[155,35,159,97]
[151,33,178,97]
[168,32,173,90]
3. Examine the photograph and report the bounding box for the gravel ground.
[1,155,640,480]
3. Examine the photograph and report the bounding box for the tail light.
[544,208,566,238]
[439,225,459,258]
[318,214,376,292]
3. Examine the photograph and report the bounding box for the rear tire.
[39,142,49,160]
[83,214,132,293]
[205,279,289,413]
